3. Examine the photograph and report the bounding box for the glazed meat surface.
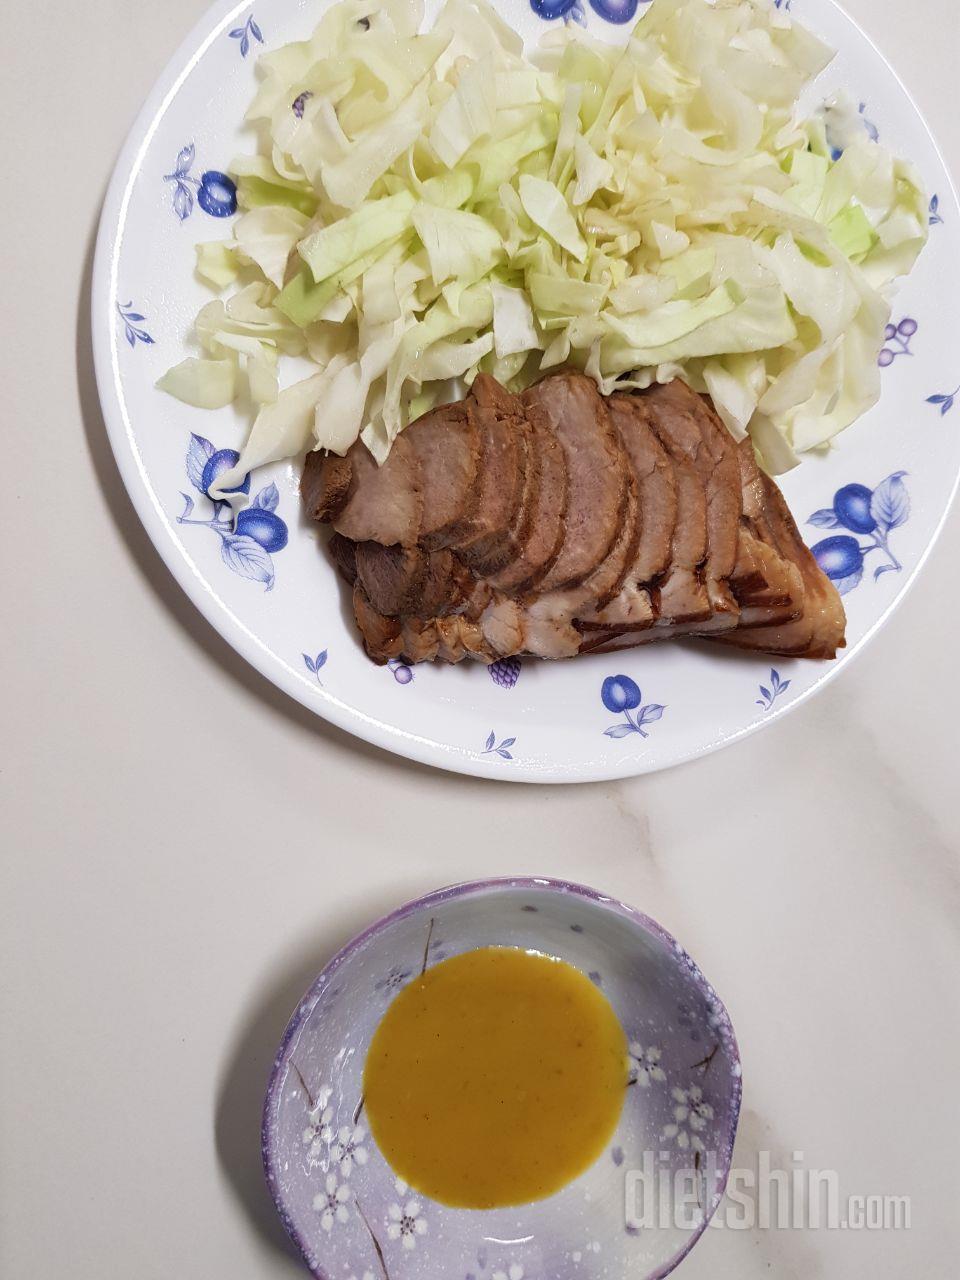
[301,373,846,665]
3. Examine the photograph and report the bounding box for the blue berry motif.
[530,0,587,24]
[878,317,917,367]
[601,676,666,739]
[236,506,289,553]
[177,434,287,590]
[303,650,328,685]
[229,15,264,59]
[388,658,414,685]
[164,144,238,222]
[489,657,521,689]
[116,301,154,348]
[482,731,516,761]
[808,473,910,593]
[197,172,239,218]
[588,0,641,20]
[756,668,791,712]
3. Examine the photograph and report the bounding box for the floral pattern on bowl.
[262,879,742,1280]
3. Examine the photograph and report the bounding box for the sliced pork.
[301,371,846,665]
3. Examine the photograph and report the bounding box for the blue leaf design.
[315,650,327,669]
[179,492,195,520]
[303,653,316,673]
[637,703,665,726]
[220,533,274,588]
[874,563,899,580]
[870,472,910,533]
[770,669,782,690]
[485,731,496,751]
[186,434,215,489]
[497,748,513,760]
[759,685,771,702]
[173,181,193,221]
[175,143,195,176]
[779,678,791,694]
[927,392,955,416]
[249,17,263,41]
[604,723,637,738]
[240,33,250,57]
[808,508,840,529]
[254,482,280,512]
[123,311,146,323]
[500,736,517,748]
[229,26,246,37]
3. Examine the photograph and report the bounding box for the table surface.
[3,2,959,1276]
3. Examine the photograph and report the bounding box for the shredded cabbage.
[160,0,927,492]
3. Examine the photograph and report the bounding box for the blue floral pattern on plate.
[482,731,516,760]
[826,100,878,160]
[229,14,264,58]
[927,383,959,416]
[489,657,521,689]
[303,650,328,684]
[388,658,414,685]
[531,0,646,23]
[601,675,665,739]
[177,434,288,590]
[808,473,910,592]
[756,668,791,711]
[878,317,917,367]
[116,301,154,348]
[164,144,237,222]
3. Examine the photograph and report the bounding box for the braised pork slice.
[444,398,525,567]
[730,439,804,628]
[456,379,537,576]
[303,372,846,665]
[504,468,645,660]
[353,542,470,619]
[708,475,845,659]
[333,431,423,547]
[302,452,353,524]
[487,397,568,594]
[405,401,483,551]
[583,395,675,632]
[640,381,740,626]
[523,374,627,592]
[647,384,806,630]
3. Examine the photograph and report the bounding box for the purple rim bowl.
[262,878,742,1280]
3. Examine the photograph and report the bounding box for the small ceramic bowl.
[262,879,742,1280]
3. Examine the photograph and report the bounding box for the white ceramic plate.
[93,0,960,783]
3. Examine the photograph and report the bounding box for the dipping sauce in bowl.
[363,945,628,1209]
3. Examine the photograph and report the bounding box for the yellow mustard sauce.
[363,945,628,1209]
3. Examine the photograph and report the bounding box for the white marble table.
[2,2,959,1276]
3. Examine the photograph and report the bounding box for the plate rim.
[92,0,960,784]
